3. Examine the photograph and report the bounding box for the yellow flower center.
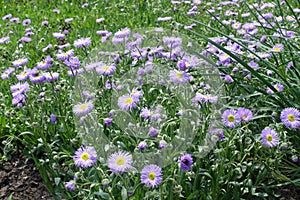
[148,172,156,180]
[79,104,87,110]
[125,97,133,105]
[81,153,89,161]
[288,114,295,122]
[176,72,183,78]
[266,134,273,142]
[103,66,110,71]
[227,114,235,122]
[22,72,27,76]
[273,47,280,52]
[116,157,125,165]
[242,114,247,119]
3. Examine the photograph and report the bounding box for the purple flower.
[37,56,52,70]
[222,109,240,128]
[74,146,97,168]
[114,27,131,38]
[22,19,31,26]
[41,20,49,26]
[169,70,190,84]
[261,127,279,148]
[138,141,147,150]
[50,114,56,124]
[64,18,73,23]
[53,9,60,14]
[19,37,31,43]
[210,128,225,141]
[64,57,81,70]
[56,49,74,61]
[158,140,167,149]
[104,118,113,126]
[42,44,52,52]
[73,102,94,116]
[10,17,20,23]
[149,127,159,137]
[107,151,132,173]
[95,63,116,76]
[16,68,32,81]
[193,93,218,104]
[163,36,182,49]
[65,181,75,191]
[0,36,10,44]
[74,37,91,48]
[12,58,28,68]
[117,94,139,111]
[29,72,46,83]
[53,32,65,39]
[140,164,162,188]
[267,83,284,94]
[44,72,59,82]
[237,108,253,123]
[248,60,259,71]
[2,14,12,21]
[280,108,300,129]
[271,44,283,53]
[180,154,193,171]
[1,67,15,80]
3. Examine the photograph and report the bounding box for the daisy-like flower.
[53,32,65,39]
[73,101,94,116]
[140,164,162,188]
[56,49,74,61]
[286,15,296,22]
[36,56,52,70]
[222,109,240,128]
[261,127,279,148]
[114,27,131,38]
[117,94,139,111]
[107,151,133,173]
[16,68,32,81]
[74,146,97,168]
[180,154,193,171]
[64,57,81,70]
[73,37,91,48]
[12,58,28,68]
[0,36,10,44]
[163,36,182,49]
[22,19,31,26]
[95,63,116,75]
[237,108,253,123]
[169,70,190,84]
[271,44,283,53]
[193,93,218,104]
[130,88,143,99]
[1,67,15,80]
[280,108,300,129]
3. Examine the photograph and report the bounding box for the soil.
[0,150,54,200]
[0,150,299,200]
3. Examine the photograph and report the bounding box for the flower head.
[74,146,97,168]
[237,108,253,123]
[261,127,279,148]
[95,63,116,76]
[108,151,133,173]
[12,58,28,68]
[222,109,240,128]
[73,102,94,116]
[271,44,283,53]
[117,94,139,111]
[169,70,190,84]
[180,154,193,171]
[74,37,91,48]
[280,108,300,129]
[140,164,162,188]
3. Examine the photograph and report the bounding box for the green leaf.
[121,186,128,200]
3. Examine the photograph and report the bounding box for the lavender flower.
[117,94,139,111]
[280,108,300,129]
[169,70,190,84]
[12,58,28,68]
[73,102,94,116]
[261,127,279,148]
[180,154,193,171]
[107,151,133,173]
[22,19,31,26]
[237,108,253,123]
[74,146,97,168]
[158,140,167,149]
[222,109,240,128]
[74,38,91,48]
[140,164,162,188]
[53,32,65,39]
[138,141,147,150]
[104,118,113,126]
[114,27,131,38]
[16,68,32,81]
[95,63,116,76]
[65,181,75,191]
[0,36,10,44]
[1,67,15,80]
[50,114,56,124]
[149,127,159,137]
[271,44,283,53]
